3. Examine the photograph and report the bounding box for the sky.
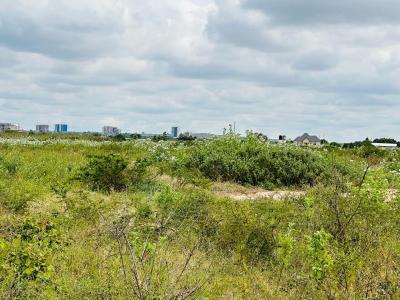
[1,0,400,142]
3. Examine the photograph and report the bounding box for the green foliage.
[177,133,196,141]
[175,134,329,187]
[320,139,329,145]
[307,229,334,281]
[112,134,126,142]
[0,219,63,298]
[0,180,38,212]
[329,142,341,148]
[130,133,142,139]
[125,158,152,187]
[276,223,295,268]
[0,156,19,175]
[373,137,398,144]
[0,136,400,298]
[152,132,171,142]
[343,138,372,149]
[75,154,128,192]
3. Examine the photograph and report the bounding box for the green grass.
[0,135,399,299]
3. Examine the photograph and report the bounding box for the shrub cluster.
[175,134,328,187]
[75,154,128,192]
[0,138,399,298]
[74,154,151,192]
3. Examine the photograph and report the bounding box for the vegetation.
[373,137,400,147]
[0,133,399,299]
[177,133,196,141]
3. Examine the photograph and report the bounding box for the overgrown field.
[1,133,400,299]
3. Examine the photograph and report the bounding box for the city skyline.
[1,119,397,143]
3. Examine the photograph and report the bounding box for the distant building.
[294,133,321,146]
[269,135,288,144]
[0,123,19,132]
[36,125,49,133]
[54,124,68,133]
[372,143,398,149]
[141,132,157,139]
[191,133,216,139]
[103,126,121,136]
[171,127,179,138]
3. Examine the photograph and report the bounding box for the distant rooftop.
[294,133,321,143]
[372,143,397,148]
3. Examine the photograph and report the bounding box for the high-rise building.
[102,126,121,136]
[36,125,49,133]
[0,123,19,132]
[171,126,179,138]
[54,124,68,133]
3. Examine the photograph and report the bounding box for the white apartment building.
[103,126,121,136]
[0,123,19,132]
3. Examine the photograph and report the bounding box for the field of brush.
[1,132,400,299]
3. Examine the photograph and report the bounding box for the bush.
[174,134,328,187]
[75,154,128,192]
[0,180,38,212]
[0,156,19,175]
[112,134,126,142]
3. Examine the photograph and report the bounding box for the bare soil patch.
[212,182,305,201]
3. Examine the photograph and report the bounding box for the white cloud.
[0,0,399,141]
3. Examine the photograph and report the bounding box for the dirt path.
[219,190,306,201]
[220,188,398,202]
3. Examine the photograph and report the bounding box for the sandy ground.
[385,189,398,202]
[218,190,306,201]
[212,182,305,201]
[213,182,398,202]
[160,175,398,202]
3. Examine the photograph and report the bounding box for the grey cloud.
[243,0,400,25]
[0,0,400,141]
[207,16,294,52]
[205,1,303,52]
[292,51,338,71]
[0,20,120,60]
[0,1,124,59]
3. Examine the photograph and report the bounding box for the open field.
[1,133,400,299]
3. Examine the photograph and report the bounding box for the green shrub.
[125,158,151,186]
[75,154,128,192]
[173,134,327,187]
[0,219,63,298]
[112,134,126,142]
[0,156,19,175]
[307,229,334,281]
[0,180,38,212]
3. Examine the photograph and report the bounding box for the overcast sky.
[1,0,400,141]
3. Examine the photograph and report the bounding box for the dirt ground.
[212,182,305,201]
[213,182,398,202]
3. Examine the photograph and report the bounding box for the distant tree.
[254,132,268,142]
[130,133,142,139]
[113,134,126,142]
[320,139,329,145]
[373,138,398,144]
[246,131,268,142]
[152,132,170,142]
[343,139,372,149]
[329,142,341,148]
[177,133,196,141]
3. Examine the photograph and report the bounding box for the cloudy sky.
[1,0,400,141]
